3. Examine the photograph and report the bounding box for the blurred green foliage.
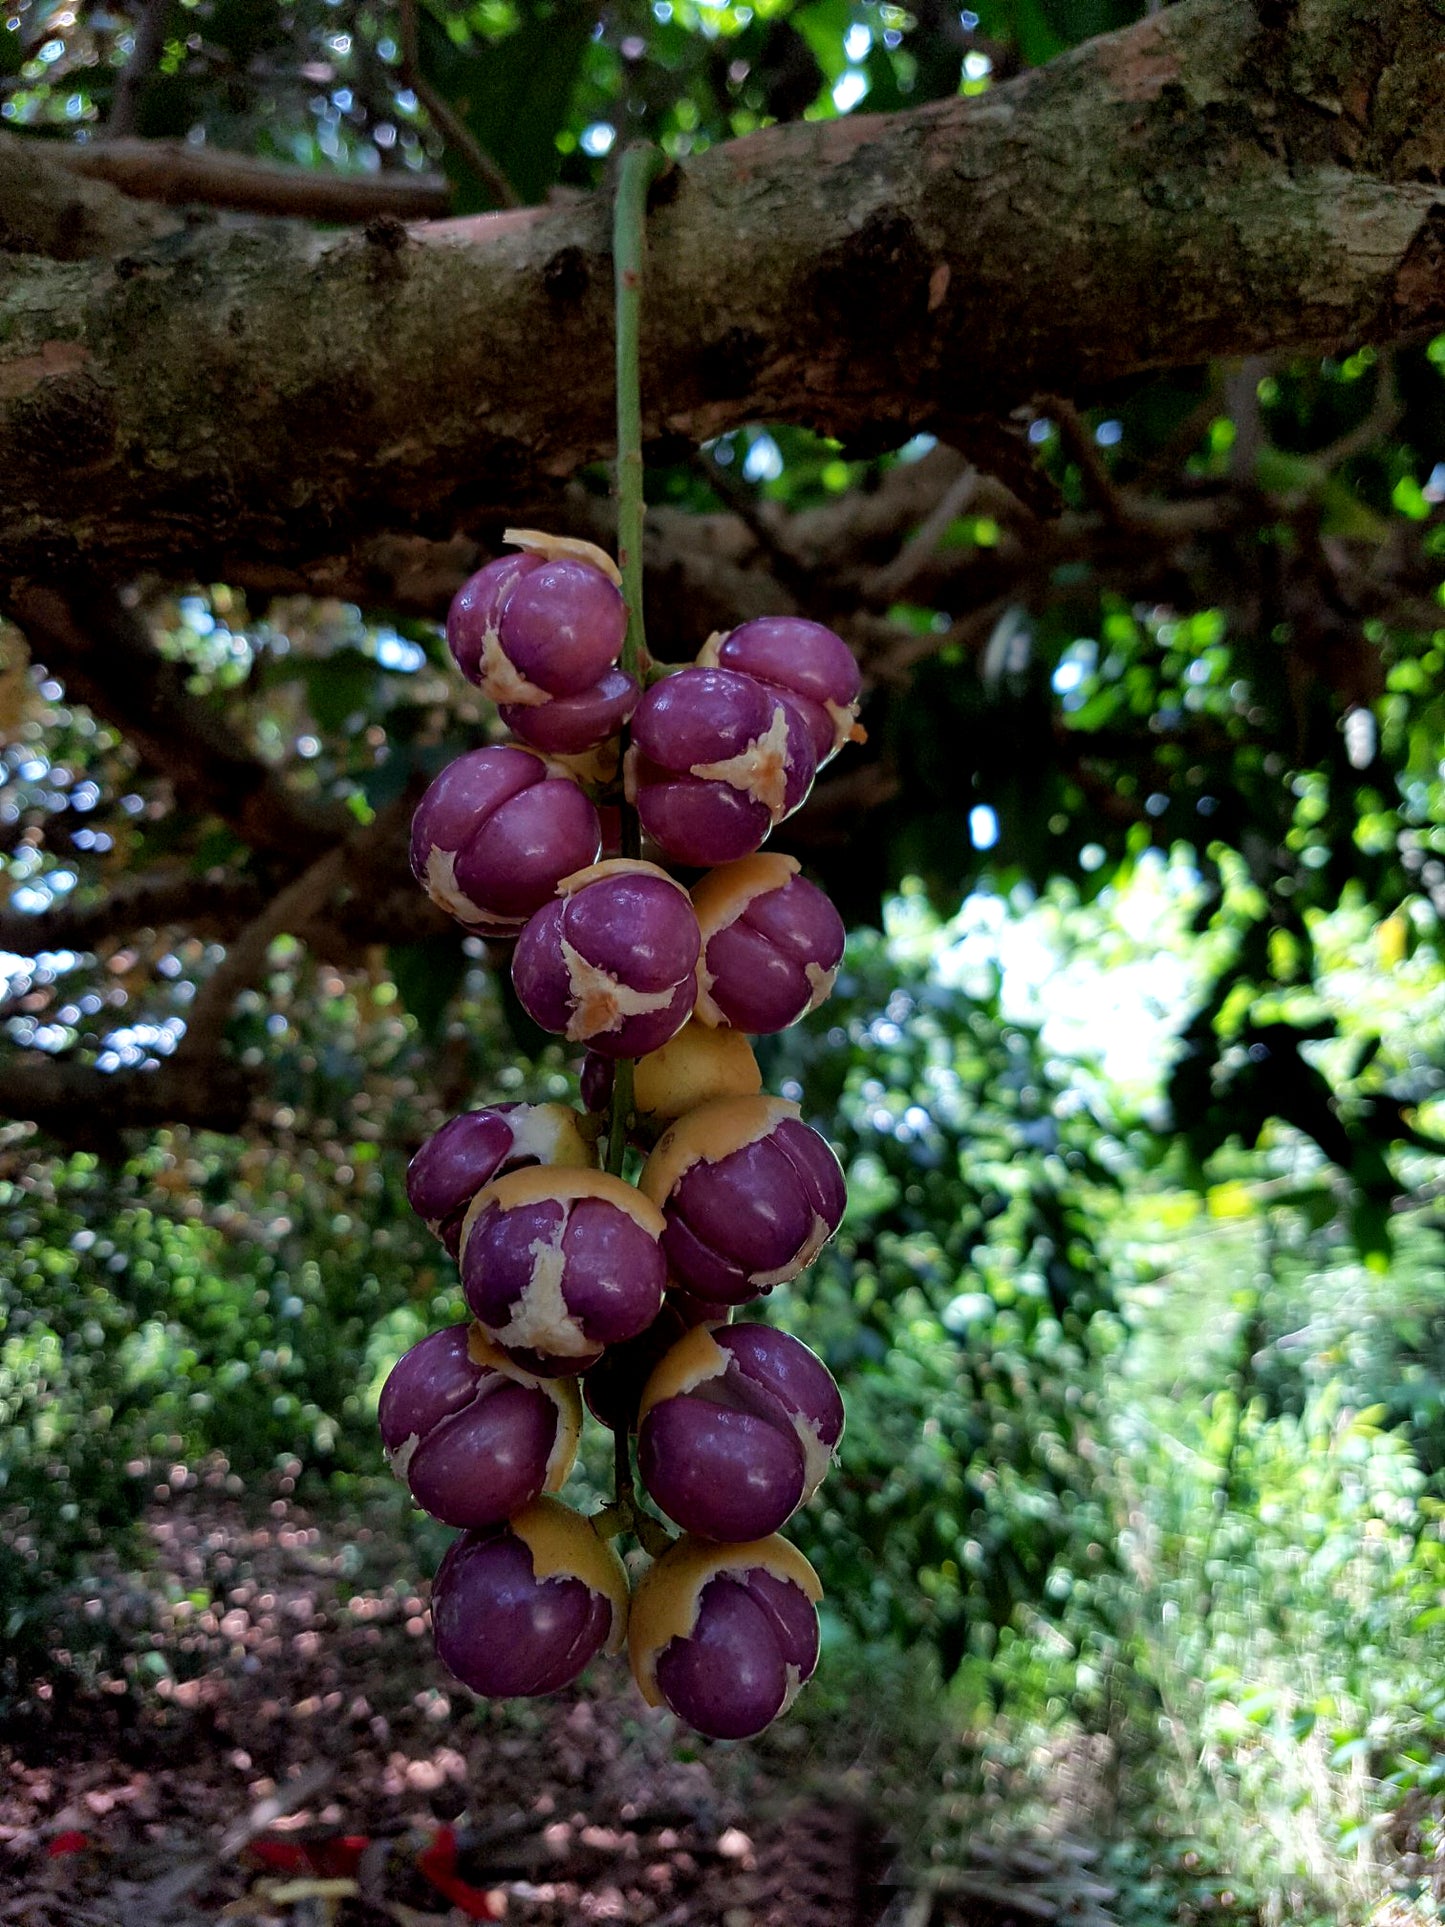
[762,920,1122,1675]
[6,898,1445,1919]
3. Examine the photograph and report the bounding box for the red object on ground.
[249,1833,372,1878]
[47,1830,92,1857]
[245,1822,505,1915]
[416,1824,507,1920]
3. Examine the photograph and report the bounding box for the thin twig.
[1314,348,1401,471]
[1224,354,1269,486]
[63,139,450,221]
[866,464,980,605]
[1049,396,1131,525]
[695,448,816,603]
[172,844,346,1070]
[398,0,521,210]
[105,0,172,142]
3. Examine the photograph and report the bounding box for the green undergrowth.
[6,929,1445,1922]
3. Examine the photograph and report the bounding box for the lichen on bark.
[0,0,1435,583]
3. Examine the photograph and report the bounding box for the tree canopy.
[0,0,1441,1257]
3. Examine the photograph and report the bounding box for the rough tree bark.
[0,0,1435,587]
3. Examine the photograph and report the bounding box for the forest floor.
[0,1481,1121,1927]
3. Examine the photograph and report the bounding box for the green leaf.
[0,15,23,76]
[417,1,594,211]
[792,0,857,84]
[387,938,469,1042]
[133,71,203,142]
[1035,0,1141,46]
[299,649,379,735]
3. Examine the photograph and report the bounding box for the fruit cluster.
[381,529,861,1741]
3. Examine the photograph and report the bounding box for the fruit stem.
[613,1418,636,1516]
[613,141,661,700]
[603,142,660,1511]
[605,1059,633,1178]
[604,146,653,1184]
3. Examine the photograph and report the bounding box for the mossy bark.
[0,0,1436,582]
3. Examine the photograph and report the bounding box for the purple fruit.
[378,1324,582,1529]
[511,859,701,1059]
[458,1168,668,1374]
[410,745,601,937]
[501,667,640,755]
[432,1495,629,1699]
[406,1103,594,1259]
[639,1097,847,1305]
[637,1323,843,1541]
[625,667,816,867]
[691,855,845,1034]
[698,618,863,768]
[446,552,539,685]
[629,1534,821,1739]
[446,531,626,707]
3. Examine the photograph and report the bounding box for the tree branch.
[397,0,520,211]
[169,847,347,1072]
[0,867,265,956]
[863,464,981,605]
[0,129,178,259]
[0,847,454,961]
[61,139,452,222]
[692,450,817,604]
[6,581,350,860]
[104,0,173,144]
[1049,397,1131,525]
[0,1051,252,1140]
[0,799,443,1144]
[0,0,1434,579]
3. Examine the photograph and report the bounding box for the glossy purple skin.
[716,1326,844,1446]
[639,1326,842,1540]
[378,1324,481,1452]
[410,747,600,931]
[702,874,845,1033]
[405,1105,532,1258]
[501,668,640,754]
[446,555,542,684]
[642,1403,803,1543]
[498,560,626,697]
[377,1326,560,1529]
[580,1051,612,1115]
[461,1191,667,1373]
[662,1117,847,1304]
[653,1568,820,1740]
[511,872,701,1059]
[630,669,816,867]
[708,619,861,767]
[432,1527,613,1698]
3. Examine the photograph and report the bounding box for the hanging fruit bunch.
[378,149,862,1744]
